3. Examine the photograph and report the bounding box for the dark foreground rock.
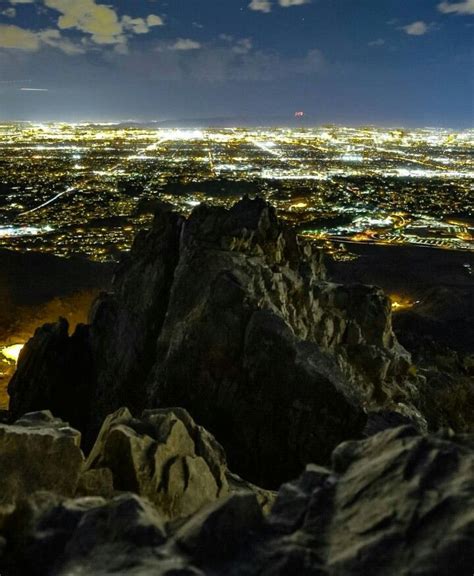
[9,198,425,486]
[1,423,473,576]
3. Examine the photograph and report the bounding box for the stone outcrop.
[259,426,474,576]
[0,408,273,541]
[0,411,83,530]
[84,407,230,521]
[7,319,94,434]
[9,197,424,485]
[1,424,473,576]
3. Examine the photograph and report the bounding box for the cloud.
[438,0,474,14]
[1,2,166,55]
[249,0,310,11]
[122,16,150,35]
[44,0,124,45]
[168,38,202,51]
[42,0,164,46]
[368,38,385,46]
[121,14,164,35]
[147,14,164,27]
[249,0,272,13]
[219,35,253,54]
[0,24,39,51]
[233,38,253,54]
[139,44,324,83]
[38,28,85,54]
[402,21,429,35]
[279,0,310,6]
[0,23,84,54]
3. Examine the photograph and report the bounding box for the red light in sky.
[295,111,304,118]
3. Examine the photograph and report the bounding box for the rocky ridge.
[2,197,474,574]
[9,197,424,485]
[0,410,473,575]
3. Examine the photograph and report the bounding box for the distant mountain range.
[84,115,323,129]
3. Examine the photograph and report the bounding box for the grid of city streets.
[0,123,472,261]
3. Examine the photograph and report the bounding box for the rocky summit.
[2,197,473,575]
[9,197,425,485]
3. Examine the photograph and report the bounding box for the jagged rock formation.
[6,319,94,427]
[83,406,274,520]
[0,409,273,534]
[1,422,473,576]
[9,197,424,485]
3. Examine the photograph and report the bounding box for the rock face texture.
[0,411,83,529]
[1,424,473,576]
[9,197,423,485]
[7,319,94,434]
[84,407,230,521]
[0,408,273,542]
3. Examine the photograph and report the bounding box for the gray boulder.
[84,407,230,521]
[0,411,84,529]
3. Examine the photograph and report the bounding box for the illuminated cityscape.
[0,122,472,262]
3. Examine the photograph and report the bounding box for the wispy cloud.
[168,38,202,51]
[438,0,474,14]
[249,0,272,13]
[402,21,429,36]
[132,44,324,84]
[279,0,311,6]
[249,0,310,13]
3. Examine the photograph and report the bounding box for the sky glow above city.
[0,0,473,125]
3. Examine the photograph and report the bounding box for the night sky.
[0,0,473,126]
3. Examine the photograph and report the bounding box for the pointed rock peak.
[183,195,280,249]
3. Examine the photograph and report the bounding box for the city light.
[389,295,418,312]
[0,123,472,262]
[1,344,24,363]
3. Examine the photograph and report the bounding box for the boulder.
[4,492,104,575]
[84,408,230,521]
[7,494,170,576]
[175,492,264,563]
[252,426,474,576]
[0,411,84,527]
